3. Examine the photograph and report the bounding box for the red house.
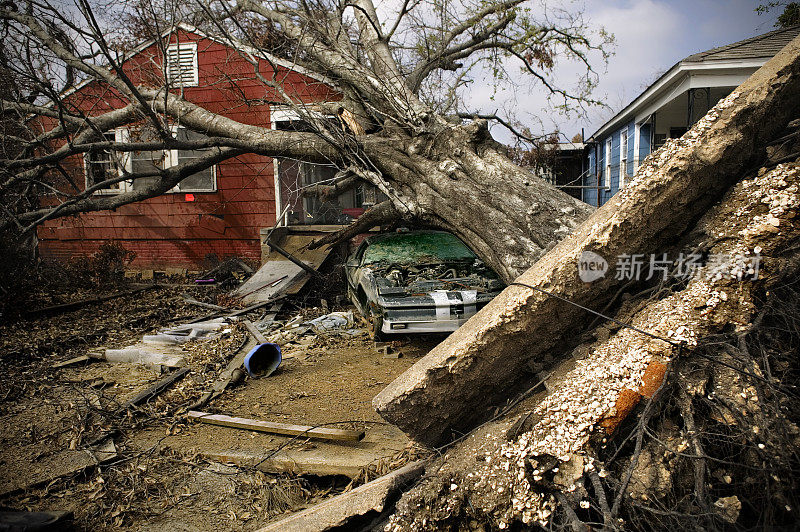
[37,24,362,269]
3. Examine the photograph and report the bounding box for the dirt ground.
[0,281,433,530]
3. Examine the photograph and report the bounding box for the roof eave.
[589,57,767,141]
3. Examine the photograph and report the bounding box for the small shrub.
[67,241,137,288]
[0,233,39,320]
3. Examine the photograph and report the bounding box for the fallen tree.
[374,33,800,447]
[373,35,800,532]
[387,142,800,532]
[0,0,607,281]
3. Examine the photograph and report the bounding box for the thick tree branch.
[10,146,244,232]
[308,200,399,249]
[301,170,361,199]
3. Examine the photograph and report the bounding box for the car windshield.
[362,232,477,266]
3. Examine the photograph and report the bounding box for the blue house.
[582,24,800,207]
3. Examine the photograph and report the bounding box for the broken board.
[257,460,425,531]
[234,231,334,304]
[188,411,365,442]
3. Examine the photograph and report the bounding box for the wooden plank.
[181,294,231,312]
[243,319,268,344]
[227,294,287,317]
[53,355,90,368]
[117,367,191,413]
[257,461,426,532]
[187,411,365,442]
[188,330,256,409]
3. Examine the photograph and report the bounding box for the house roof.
[683,24,800,63]
[588,25,800,141]
[61,23,334,99]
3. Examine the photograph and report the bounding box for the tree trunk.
[374,34,800,448]
[356,120,593,281]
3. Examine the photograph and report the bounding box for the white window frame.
[633,123,641,173]
[603,138,612,190]
[619,127,629,188]
[270,105,335,223]
[165,41,198,87]
[84,128,130,194]
[86,125,217,195]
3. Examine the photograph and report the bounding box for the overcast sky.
[472,0,782,143]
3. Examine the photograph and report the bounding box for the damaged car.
[345,230,505,338]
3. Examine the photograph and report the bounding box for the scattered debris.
[376,345,403,358]
[189,319,265,409]
[304,311,355,332]
[234,228,334,304]
[103,347,185,368]
[23,285,160,318]
[195,257,254,287]
[226,295,287,318]
[143,318,230,345]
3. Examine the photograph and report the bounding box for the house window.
[272,109,386,225]
[166,42,198,87]
[603,138,612,190]
[174,127,215,192]
[86,125,215,194]
[85,129,127,194]
[130,125,215,192]
[620,128,628,188]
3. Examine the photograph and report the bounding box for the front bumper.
[376,289,495,334]
[381,317,471,334]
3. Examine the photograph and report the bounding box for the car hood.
[365,259,504,298]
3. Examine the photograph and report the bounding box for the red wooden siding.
[37,29,338,269]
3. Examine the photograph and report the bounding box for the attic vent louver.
[166,42,198,87]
